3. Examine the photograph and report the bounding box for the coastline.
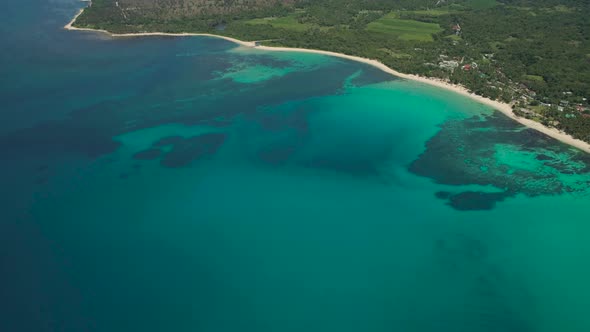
[64,8,590,154]
[64,9,256,47]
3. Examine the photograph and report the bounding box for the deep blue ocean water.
[2,1,590,331]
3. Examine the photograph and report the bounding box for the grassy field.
[489,41,505,51]
[366,12,442,41]
[402,9,451,16]
[523,75,546,83]
[445,34,462,41]
[466,0,498,10]
[245,15,315,32]
[378,48,412,59]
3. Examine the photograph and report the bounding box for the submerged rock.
[160,133,227,168]
[133,148,162,160]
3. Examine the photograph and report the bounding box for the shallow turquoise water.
[2,1,590,331]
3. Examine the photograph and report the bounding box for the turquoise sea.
[2,1,590,331]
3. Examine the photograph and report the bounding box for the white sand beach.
[64,9,255,47]
[64,8,590,153]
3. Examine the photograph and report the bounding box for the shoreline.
[64,7,590,153]
[64,9,256,47]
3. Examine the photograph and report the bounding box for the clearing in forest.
[245,15,316,32]
[366,13,442,42]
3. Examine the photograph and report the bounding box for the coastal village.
[431,21,590,132]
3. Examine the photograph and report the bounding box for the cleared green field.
[403,9,451,16]
[489,41,505,51]
[523,75,545,83]
[550,5,575,13]
[445,34,462,41]
[366,13,442,41]
[245,15,314,32]
[466,0,498,10]
[378,48,412,59]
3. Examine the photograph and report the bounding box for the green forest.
[75,0,590,142]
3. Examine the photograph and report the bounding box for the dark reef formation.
[131,133,227,168]
[410,112,590,210]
